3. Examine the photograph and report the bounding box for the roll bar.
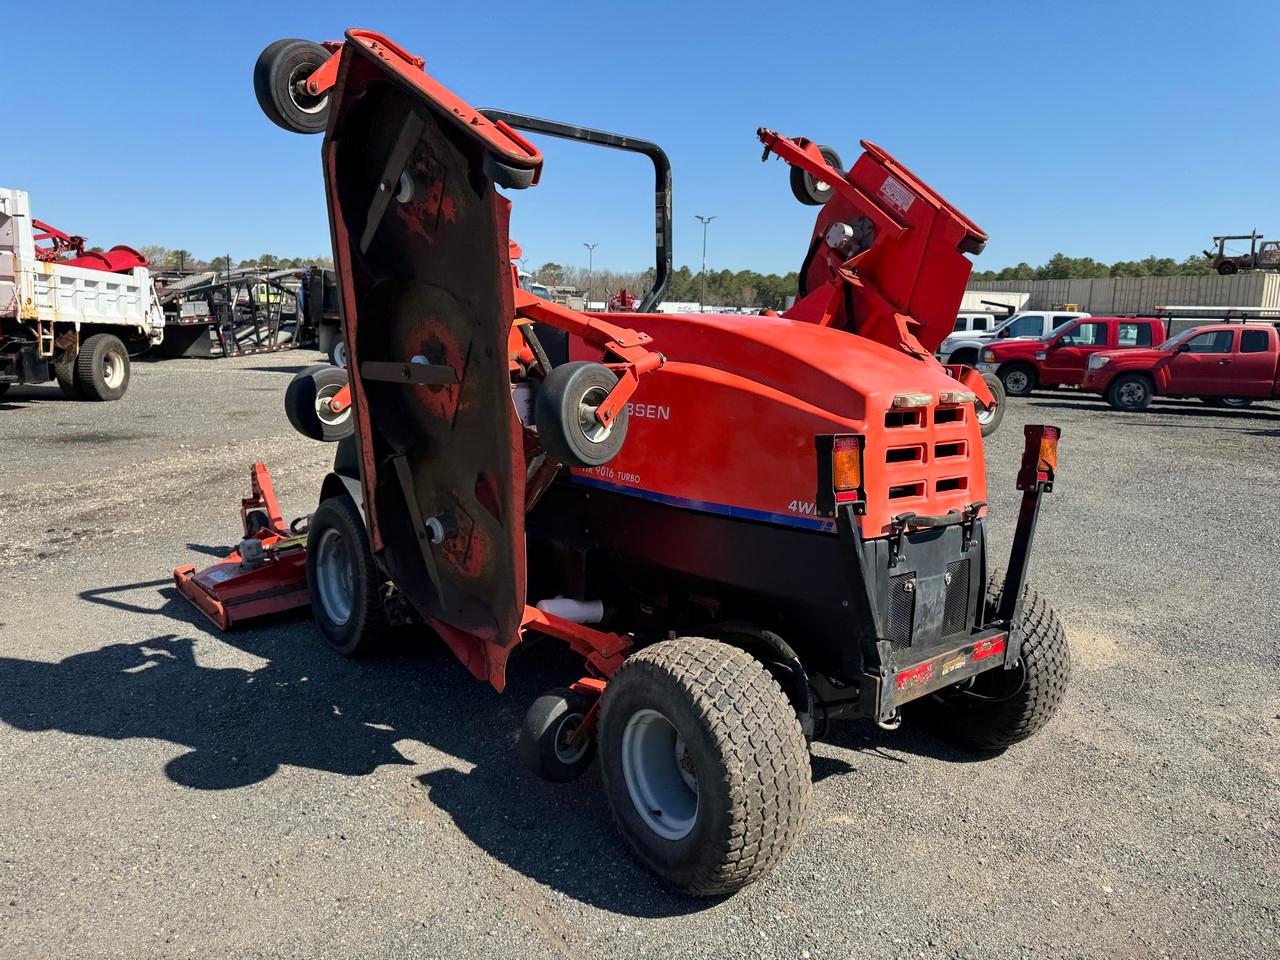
[479,109,673,312]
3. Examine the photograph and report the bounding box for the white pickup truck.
[936,310,1090,366]
[0,188,164,400]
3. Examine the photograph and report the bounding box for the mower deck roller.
[223,29,1072,896]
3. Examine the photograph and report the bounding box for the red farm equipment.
[177,30,1071,896]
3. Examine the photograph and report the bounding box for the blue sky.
[10,2,1277,275]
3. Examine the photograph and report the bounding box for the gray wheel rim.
[314,382,349,428]
[1005,371,1029,393]
[102,350,125,390]
[288,63,329,115]
[620,708,698,841]
[314,527,354,626]
[332,340,347,368]
[553,712,589,765]
[1118,381,1147,406]
[975,401,995,425]
[576,385,614,445]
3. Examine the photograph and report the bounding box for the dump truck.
[0,188,164,400]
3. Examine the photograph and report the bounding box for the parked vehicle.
[978,316,1165,396]
[1204,232,1280,275]
[0,188,164,400]
[1081,323,1280,411]
[937,310,1088,366]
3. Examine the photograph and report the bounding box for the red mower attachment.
[173,464,310,630]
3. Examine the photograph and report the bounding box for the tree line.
[531,262,800,310]
[135,246,333,273]
[970,252,1216,282]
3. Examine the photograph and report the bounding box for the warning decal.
[879,176,915,214]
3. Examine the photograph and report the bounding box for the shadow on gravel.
[246,364,313,375]
[0,583,714,916]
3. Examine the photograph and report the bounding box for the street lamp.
[583,242,598,303]
[695,215,716,311]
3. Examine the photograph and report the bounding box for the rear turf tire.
[75,333,129,401]
[305,495,387,656]
[598,639,811,896]
[920,570,1070,751]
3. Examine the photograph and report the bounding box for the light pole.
[583,242,598,302]
[695,215,716,311]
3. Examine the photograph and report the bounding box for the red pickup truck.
[1081,323,1280,411]
[977,316,1166,397]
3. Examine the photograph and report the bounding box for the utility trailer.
[0,188,164,400]
[154,266,306,358]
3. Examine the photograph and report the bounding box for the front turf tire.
[921,571,1070,751]
[598,639,811,896]
[305,495,387,656]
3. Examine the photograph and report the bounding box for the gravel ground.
[1,355,1277,960]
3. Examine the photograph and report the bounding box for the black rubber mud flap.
[319,34,542,690]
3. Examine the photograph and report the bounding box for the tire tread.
[601,639,811,896]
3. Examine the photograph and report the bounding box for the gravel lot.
[1,355,1277,960]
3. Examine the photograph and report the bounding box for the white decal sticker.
[879,176,915,214]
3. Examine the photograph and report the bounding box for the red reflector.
[895,661,934,691]
[972,637,1006,661]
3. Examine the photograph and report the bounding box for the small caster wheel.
[519,687,595,783]
[535,361,629,468]
[284,363,353,442]
[790,145,843,205]
[254,38,332,135]
[244,508,272,537]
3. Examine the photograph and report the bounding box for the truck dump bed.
[0,188,164,344]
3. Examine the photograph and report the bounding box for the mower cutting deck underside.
[175,29,1071,897]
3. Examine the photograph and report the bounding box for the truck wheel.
[254,39,331,135]
[1216,261,1237,276]
[1202,397,1253,409]
[519,688,596,783]
[535,361,629,468]
[598,639,811,896]
[790,146,843,205]
[975,373,1005,438]
[75,333,130,401]
[1106,373,1153,411]
[54,353,79,398]
[920,571,1070,751]
[0,383,9,397]
[999,363,1037,397]
[305,495,387,656]
[328,337,347,368]
[285,364,353,442]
